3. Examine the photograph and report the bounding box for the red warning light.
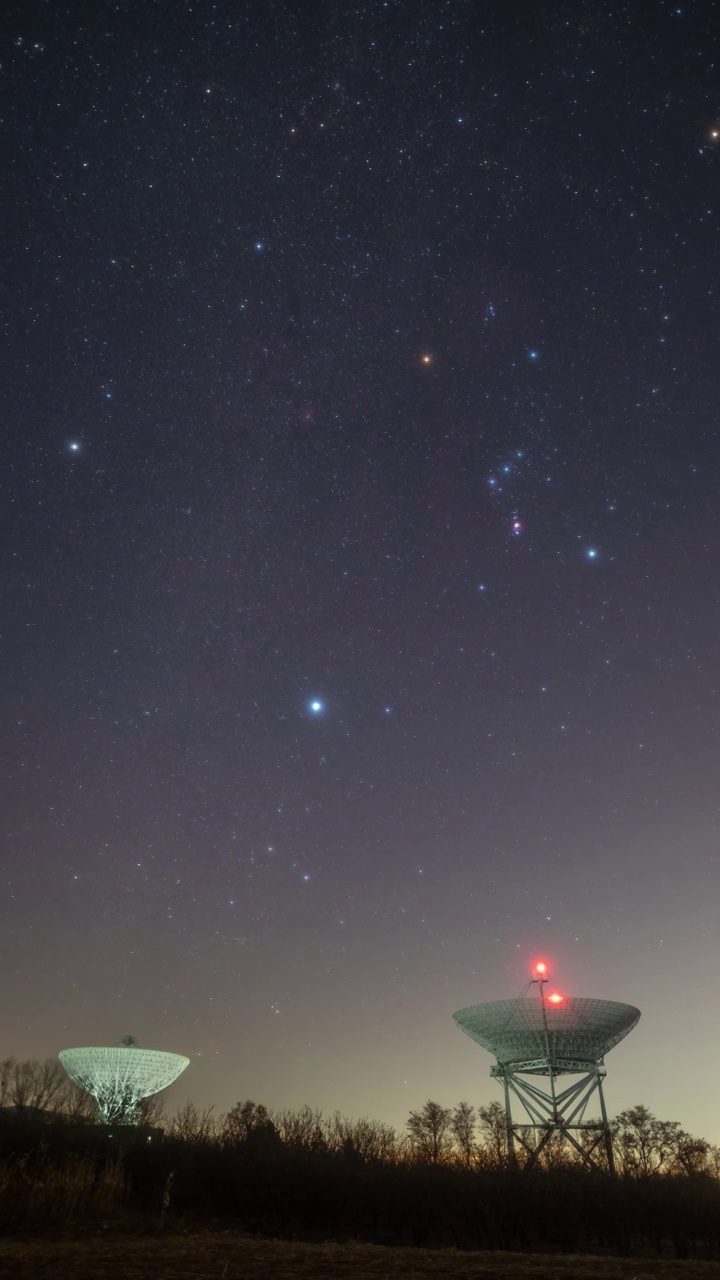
[533,960,549,976]
[547,992,565,1005]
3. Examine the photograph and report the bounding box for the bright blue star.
[528,350,539,361]
[308,699,324,714]
[478,583,487,592]
[586,548,598,560]
[67,441,81,453]
[254,241,265,252]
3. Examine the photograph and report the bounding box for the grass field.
[0,1234,718,1280]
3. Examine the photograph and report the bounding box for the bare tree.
[56,1082,96,1122]
[406,1100,453,1165]
[9,1059,65,1112]
[222,1099,276,1146]
[10,1061,36,1109]
[477,1100,508,1167]
[707,1145,720,1179]
[0,1058,16,1109]
[274,1104,326,1153]
[612,1105,679,1178]
[169,1101,216,1143]
[669,1129,710,1176]
[451,1101,476,1168]
[325,1112,402,1163]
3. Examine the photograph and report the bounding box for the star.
[308,699,324,715]
[586,548,599,560]
[67,441,81,453]
[420,353,433,365]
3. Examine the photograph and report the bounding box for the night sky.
[5,2,719,1141]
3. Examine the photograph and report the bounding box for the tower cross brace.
[492,1057,615,1172]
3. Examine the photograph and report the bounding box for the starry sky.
[5,1,720,1140]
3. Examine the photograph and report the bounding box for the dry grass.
[0,1152,124,1233]
[0,1234,717,1280]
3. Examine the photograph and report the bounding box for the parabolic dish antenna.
[59,1044,189,1124]
[453,996,640,1073]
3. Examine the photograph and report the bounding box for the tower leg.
[597,1073,615,1175]
[503,1074,516,1166]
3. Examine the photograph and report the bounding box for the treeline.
[0,1058,719,1259]
[2,1057,717,1181]
[166,1097,720,1181]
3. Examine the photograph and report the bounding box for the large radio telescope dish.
[59,1045,189,1124]
[453,996,640,1073]
[452,964,641,1173]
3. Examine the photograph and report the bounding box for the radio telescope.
[453,960,640,1172]
[59,1041,189,1124]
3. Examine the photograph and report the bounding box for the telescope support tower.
[493,1058,615,1172]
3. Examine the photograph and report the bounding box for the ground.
[0,1235,717,1280]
